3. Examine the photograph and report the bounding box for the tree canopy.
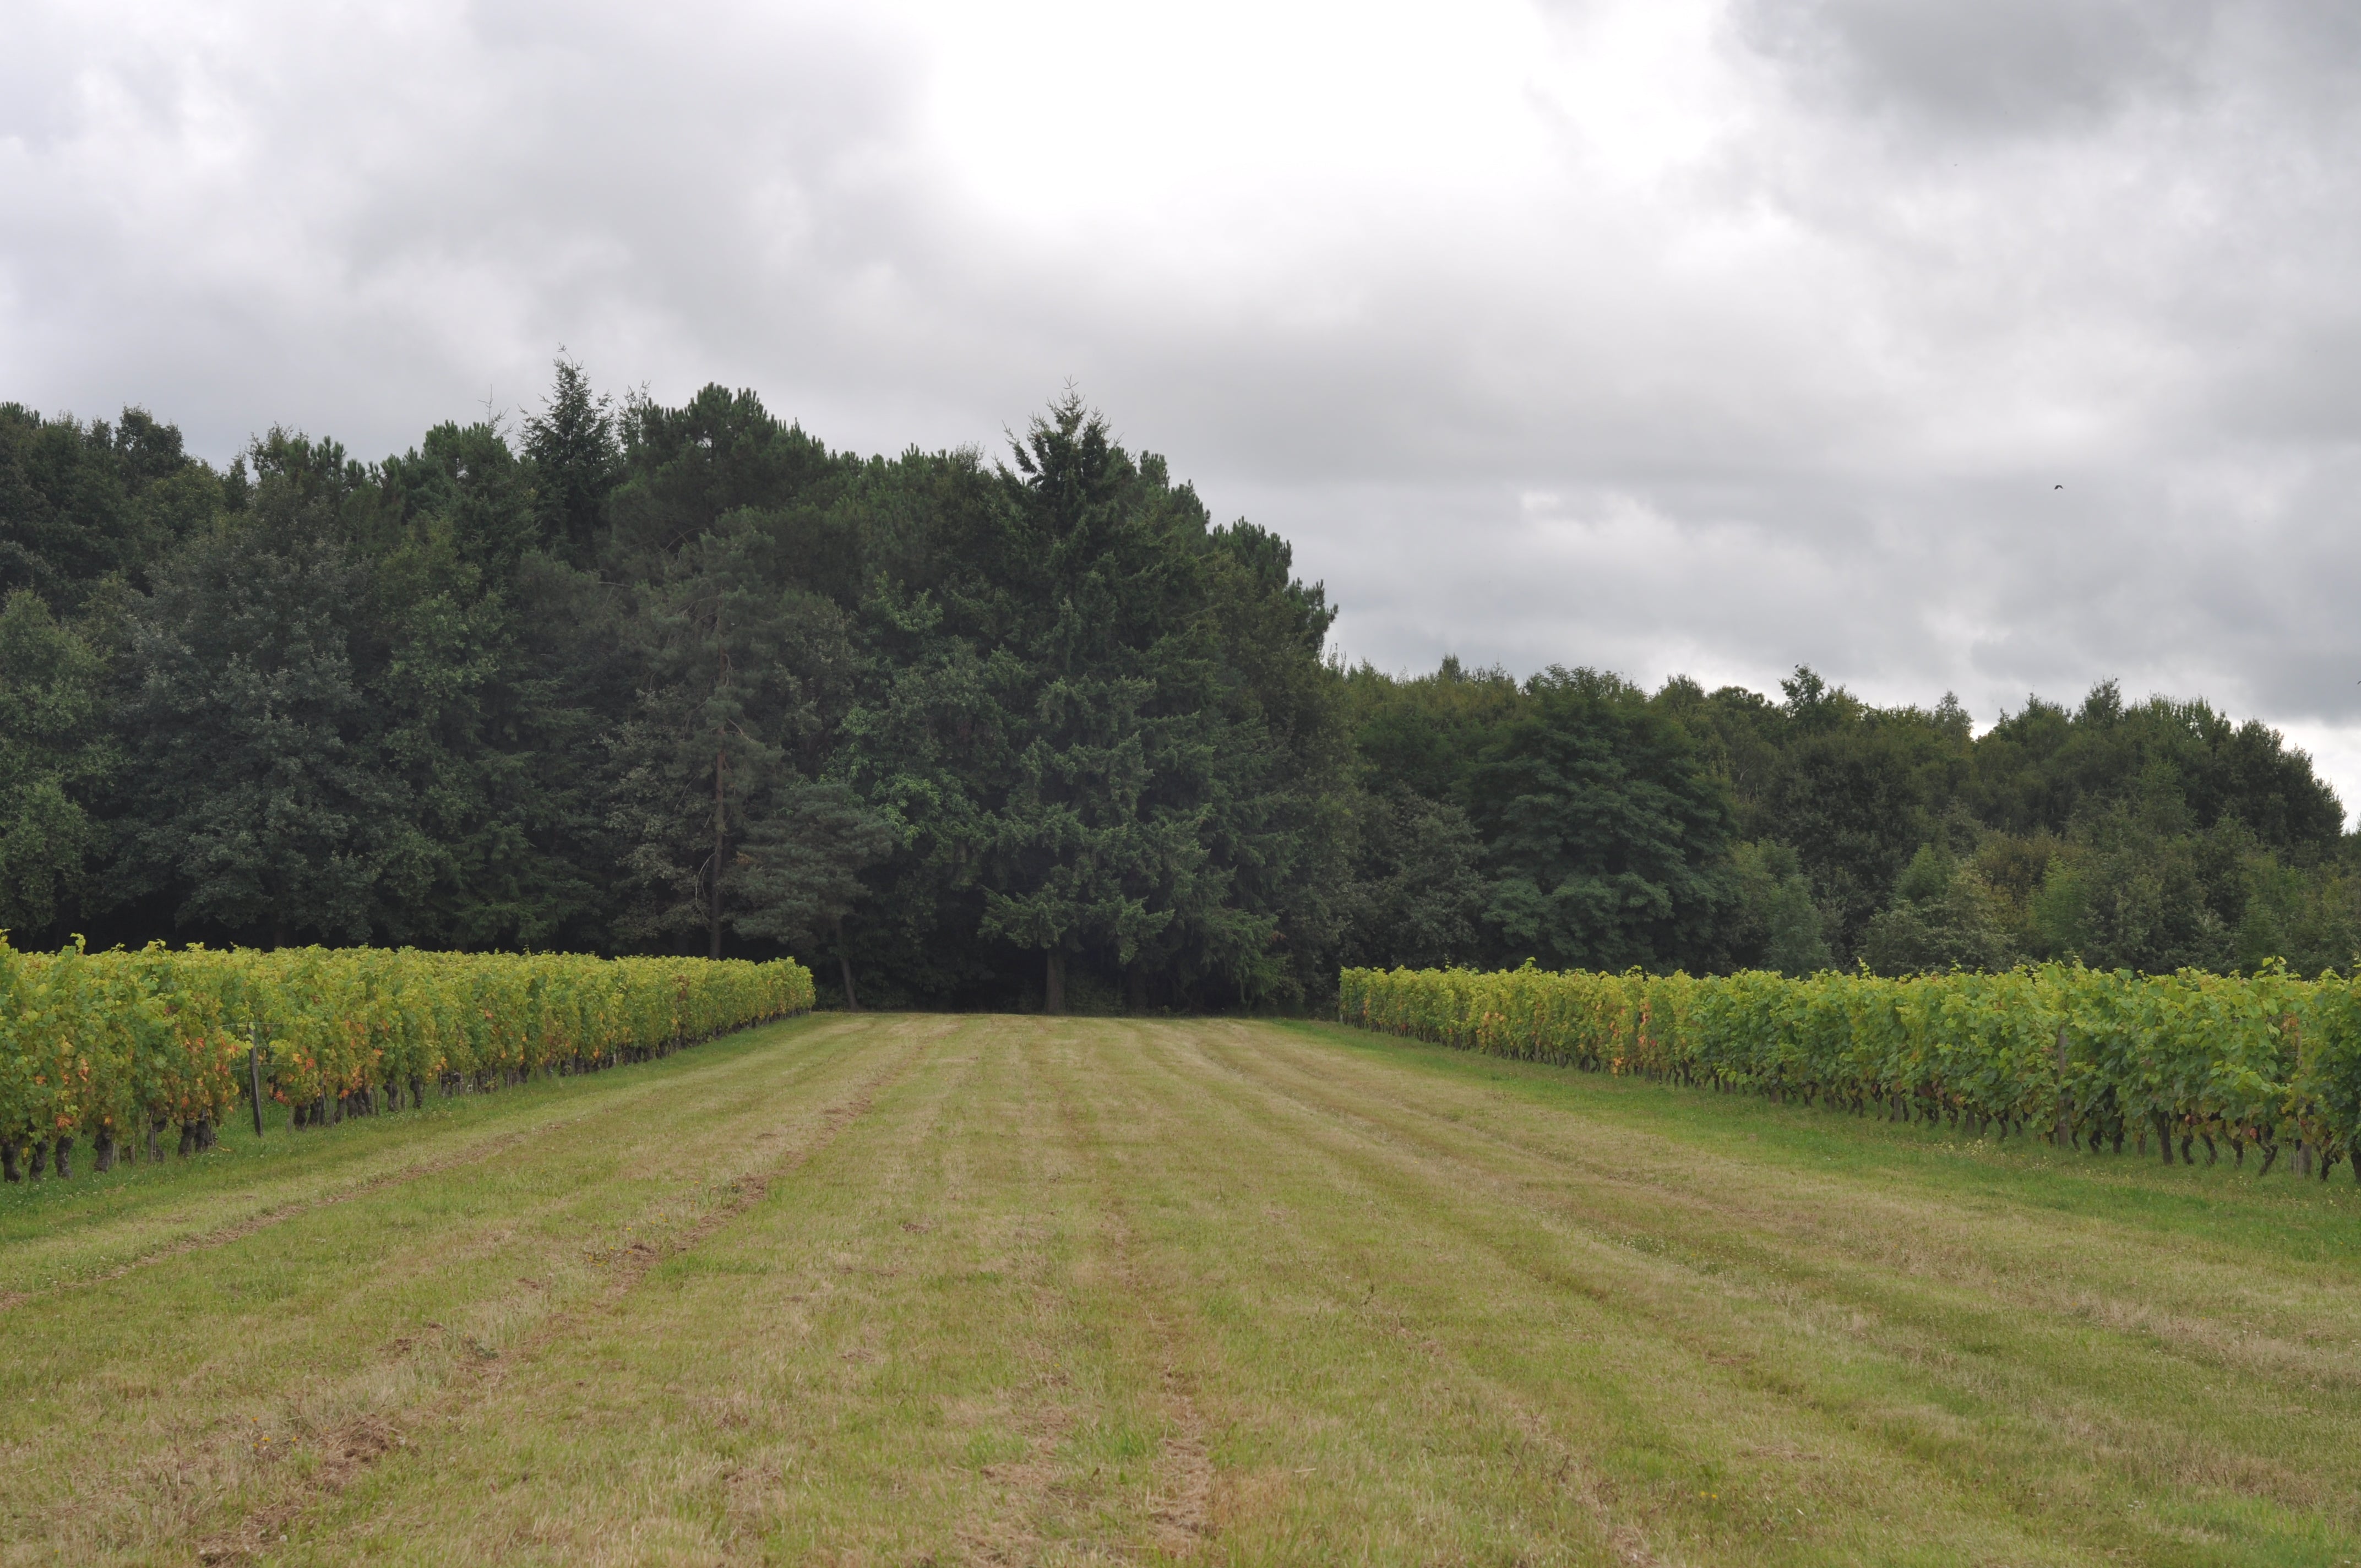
[4,364,2354,1001]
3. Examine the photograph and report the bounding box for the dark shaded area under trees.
[4,369,2356,1008]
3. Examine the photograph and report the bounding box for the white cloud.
[6,0,2360,811]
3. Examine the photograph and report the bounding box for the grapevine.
[0,941,813,1182]
[1340,963,2361,1178]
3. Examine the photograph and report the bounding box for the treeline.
[1343,663,2355,978]
[0,372,1342,1010]
[3,367,2353,1006]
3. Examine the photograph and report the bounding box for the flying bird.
[2054,484,2064,489]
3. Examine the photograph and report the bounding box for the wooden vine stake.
[2288,1012,2314,1179]
[2052,1025,2071,1147]
[248,1023,265,1139]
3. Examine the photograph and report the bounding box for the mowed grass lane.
[4,1016,2360,1565]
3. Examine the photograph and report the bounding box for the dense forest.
[3,366,2355,1009]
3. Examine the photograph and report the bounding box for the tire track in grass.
[0,1122,562,1313]
[0,1018,861,1308]
[1253,1024,2361,1389]
[274,1015,1043,1565]
[1140,1022,2086,1568]
[1025,1022,1217,1561]
[1207,1026,2361,1544]
[914,1021,1101,1566]
[195,1023,937,1565]
[2,1023,895,1568]
[1182,1026,2112,1564]
[1094,1022,1667,1566]
[1021,1020,1664,1562]
[1193,1024,2361,1564]
[652,1015,1057,1565]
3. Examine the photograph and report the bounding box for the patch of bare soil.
[956,1391,1079,1566]
[195,1417,400,1564]
[1147,1371,1214,1557]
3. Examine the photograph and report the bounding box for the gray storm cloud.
[4,0,2359,800]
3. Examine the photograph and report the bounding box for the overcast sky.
[6,1,2360,808]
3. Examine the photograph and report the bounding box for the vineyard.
[0,941,812,1184]
[1341,962,2361,1176]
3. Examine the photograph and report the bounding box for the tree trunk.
[1127,961,1149,1013]
[1045,950,1067,1015]
[1,1139,19,1183]
[829,914,859,1011]
[94,1130,116,1173]
[710,747,728,961]
[52,1137,71,1179]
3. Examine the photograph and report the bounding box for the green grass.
[4,1014,2360,1565]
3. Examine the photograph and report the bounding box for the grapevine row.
[0,941,814,1183]
[1340,963,2361,1178]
